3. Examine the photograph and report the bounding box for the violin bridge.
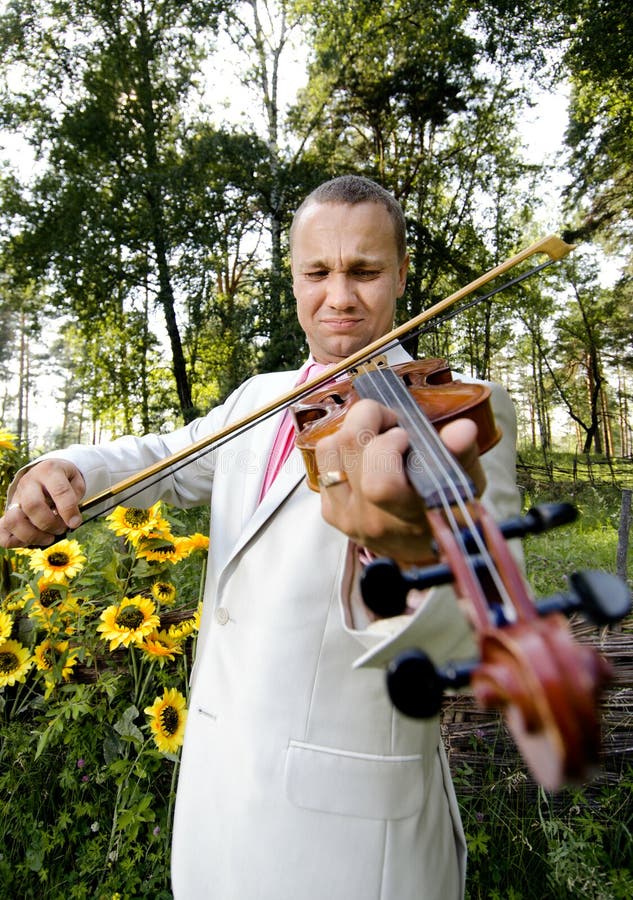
[347,354,389,379]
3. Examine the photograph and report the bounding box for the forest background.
[0,1,631,898]
[0,0,631,458]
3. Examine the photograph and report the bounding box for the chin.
[330,335,371,359]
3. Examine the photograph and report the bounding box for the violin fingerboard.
[354,368,474,509]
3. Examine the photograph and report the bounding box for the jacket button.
[215,607,230,625]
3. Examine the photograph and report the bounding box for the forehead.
[291,201,399,261]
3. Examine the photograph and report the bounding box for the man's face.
[291,201,409,365]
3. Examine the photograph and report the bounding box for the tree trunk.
[137,4,195,422]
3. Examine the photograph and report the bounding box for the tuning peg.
[537,570,631,626]
[459,502,578,552]
[386,649,476,719]
[522,501,579,533]
[361,504,581,619]
[361,554,496,618]
[360,559,452,618]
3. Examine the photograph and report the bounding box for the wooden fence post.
[616,488,632,583]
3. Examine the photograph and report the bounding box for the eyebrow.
[299,255,385,269]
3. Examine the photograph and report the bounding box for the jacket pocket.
[284,739,430,820]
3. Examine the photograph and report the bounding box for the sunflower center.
[156,583,172,597]
[124,508,151,527]
[116,607,144,629]
[154,544,174,556]
[0,651,18,674]
[47,552,70,567]
[161,705,179,735]
[40,588,62,608]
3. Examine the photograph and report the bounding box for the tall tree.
[219,0,327,371]
[473,0,633,249]
[0,0,228,423]
[170,125,270,399]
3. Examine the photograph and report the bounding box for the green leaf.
[113,705,144,744]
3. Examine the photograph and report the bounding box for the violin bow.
[79,234,575,517]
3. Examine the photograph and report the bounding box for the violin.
[73,234,630,789]
[292,355,631,790]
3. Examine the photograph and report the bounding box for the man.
[0,176,521,899]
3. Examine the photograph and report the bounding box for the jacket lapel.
[219,371,307,570]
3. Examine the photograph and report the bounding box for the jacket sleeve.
[340,380,523,669]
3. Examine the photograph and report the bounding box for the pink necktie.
[258,361,328,501]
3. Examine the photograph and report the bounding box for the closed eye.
[304,270,329,280]
[351,269,381,279]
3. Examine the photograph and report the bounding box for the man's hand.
[0,459,86,548]
[315,399,485,566]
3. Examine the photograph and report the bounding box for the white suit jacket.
[20,355,521,900]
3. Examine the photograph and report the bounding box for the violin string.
[373,370,514,612]
[360,367,514,613]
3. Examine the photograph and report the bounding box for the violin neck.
[353,368,474,509]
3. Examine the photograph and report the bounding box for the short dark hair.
[290,175,407,261]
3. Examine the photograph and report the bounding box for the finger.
[315,399,400,487]
[438,419,486,496]
[335,399,400,451]
[0,509,56,547]
[438,418,478,458]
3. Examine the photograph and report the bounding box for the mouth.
[321,318,363,331]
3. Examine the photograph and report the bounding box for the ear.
[397,253,409,296]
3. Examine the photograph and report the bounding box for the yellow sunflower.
[27,539,86,583]
[0,430,17,451]
[168,605,201,640]
[34,638,78,680]
[181,532,210,552]
[135,535,192,565]
[23,579,79,630]
[2,589,26,612]
[0,610,13,642]
[144,687,187,753]
[97,596,160,650]
[0,639,33,687]
[151,581,177,606]
[106,502,170,545]
[139,629,183,663]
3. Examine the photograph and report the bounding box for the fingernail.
[69,515,83,529]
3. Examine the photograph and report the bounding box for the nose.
[325,273,357,309]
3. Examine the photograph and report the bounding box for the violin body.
[293,359,502,492]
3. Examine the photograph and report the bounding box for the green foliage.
[459,754,633,899]
[518,447,632,587]
[293,0,543,372]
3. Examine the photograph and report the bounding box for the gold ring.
[7,502,20,512]
[318,470,349,489]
